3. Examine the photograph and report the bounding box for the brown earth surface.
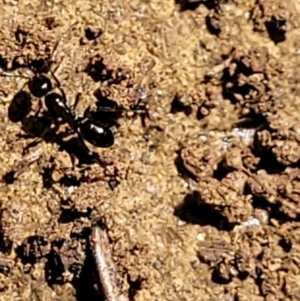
[0,0,300,300]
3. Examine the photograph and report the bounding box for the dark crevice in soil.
[45,249,65,286]
[174,152,199,183]
[174,0,202,12]
[265,17,286,44]
[212,160,230,181]
[58,207,93,224]
[170,94,193,116]
[127,274,145,301]
[174,191,235,231]
[73,234,101,301]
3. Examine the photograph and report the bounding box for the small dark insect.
[44,90,115,149]
[74,90,148,148]
[3,23,146,152]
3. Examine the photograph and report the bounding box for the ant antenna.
[50,21,79,63]
[0,70,30,79]
[49,69,68,101]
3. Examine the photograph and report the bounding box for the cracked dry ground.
[1,0,300,300]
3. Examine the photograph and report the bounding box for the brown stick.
[90,226,127,301]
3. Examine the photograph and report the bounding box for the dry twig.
[90,226,127,301]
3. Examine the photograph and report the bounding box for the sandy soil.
[0,0,300,300]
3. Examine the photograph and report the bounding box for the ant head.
[29,58,51,74]
[28,74,52,98]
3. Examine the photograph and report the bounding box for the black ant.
[2,23,147,152]
[44,91,115,148]
[1,22,114,149]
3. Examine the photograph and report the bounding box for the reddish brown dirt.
[0,0,300,300]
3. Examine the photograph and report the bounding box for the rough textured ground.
[0,0,300,300]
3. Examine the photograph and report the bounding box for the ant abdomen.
[78,119,114,148]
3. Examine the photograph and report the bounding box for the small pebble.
[196,232,205,241]
[153,260,163,270]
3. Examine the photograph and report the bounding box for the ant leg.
[0,70,32,100]
[47,54,69,102]
[130,95,148,114]
[0,89,9,103]
[36,98,48,115]
[0,69,31,92]
[52,56,65,77]
[71,92,82,111]
[39,22,78,77]
[49,69,68,102]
